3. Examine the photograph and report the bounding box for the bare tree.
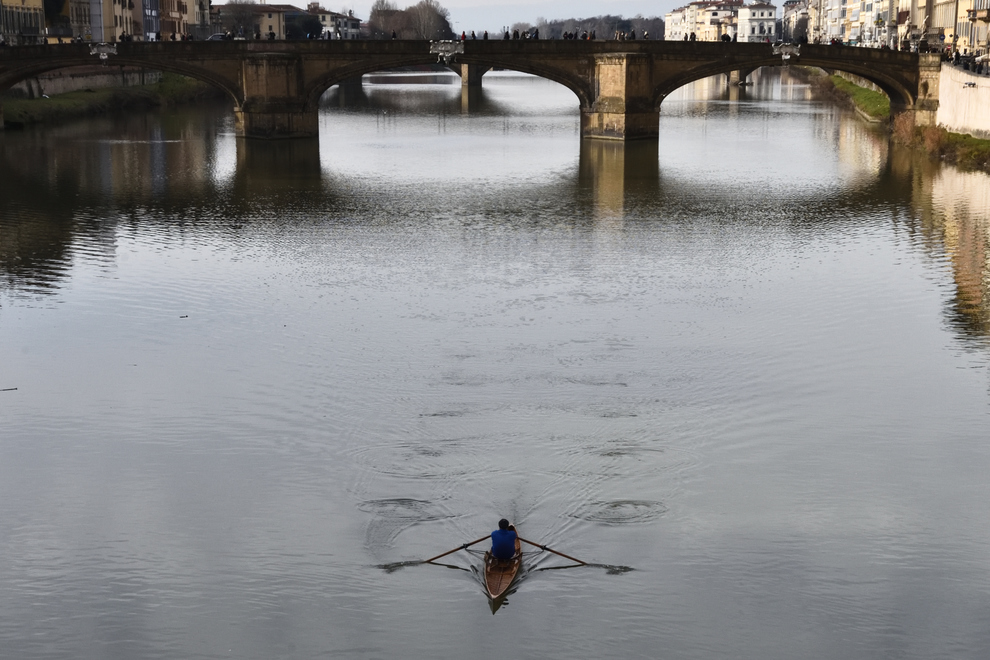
[368,0,399,38]
[406,0,452,40]
[536,14,664,39]
[219,0,259,36]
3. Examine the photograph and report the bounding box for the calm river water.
[2,69,990,659]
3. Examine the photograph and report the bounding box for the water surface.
[2,69,990,659]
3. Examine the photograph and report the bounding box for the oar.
[518,536,586,565]
[423,535,491,564]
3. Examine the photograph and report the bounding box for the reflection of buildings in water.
[0,202,77,295]
[0,108,228,296]
[579,140,659,228]
[0,133,110,295]
[834,112,888,177]
[889,144,990,338]
[929,168,990,337]
[674,67,815,115]
[777,68,814,104]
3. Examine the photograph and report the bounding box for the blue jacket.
[491,528,517,560]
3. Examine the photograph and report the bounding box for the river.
[2,68,989,659]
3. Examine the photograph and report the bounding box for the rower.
[490,519,517,562]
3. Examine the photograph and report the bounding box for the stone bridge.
[0,40,941,140]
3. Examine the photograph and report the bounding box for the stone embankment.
[6,66,161,99]
[936,63,990,141]
[2,71,226,127]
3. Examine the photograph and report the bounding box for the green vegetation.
[943,132,990,171]
[893,113,990,172]
[827,74,890,120]
[2,73,226,126]
[796,67,890,120]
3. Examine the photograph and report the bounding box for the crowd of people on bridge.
[451,28,666,40]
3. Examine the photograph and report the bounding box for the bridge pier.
[236,53,319,139]
[235,104,318,139]
[583,54,659,140]
[727,68,756,85]
[912,54,941,126]
[459,63,488,87]
[889,54,941,128]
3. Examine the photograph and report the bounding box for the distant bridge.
[0,41,941,140]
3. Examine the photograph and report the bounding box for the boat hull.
[484,536,521,599]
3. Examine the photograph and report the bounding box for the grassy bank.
[827,75,891,120]
[893,114,990,172]
[2,73,227,127]
[801,69,891,120]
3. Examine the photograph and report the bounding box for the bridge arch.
[0,57,243,109]
[456,56,594,109]
[302,54,444,111]
[302,55,593,112]
[651,58,916,112]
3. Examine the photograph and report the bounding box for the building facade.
[738,2,779,41]
[782,0,810,40]
[328,9,359,39]
[805,0,986,51]
[665,6,688,40]
[1,0,46,44]
[666,0,766,40]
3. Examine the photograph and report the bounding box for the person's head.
[498,518,510,530]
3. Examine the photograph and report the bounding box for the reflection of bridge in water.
[0,41,941,139]
[3,104,988,342]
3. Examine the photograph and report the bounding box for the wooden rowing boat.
[484,529,521,599]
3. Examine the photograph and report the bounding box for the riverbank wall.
[4,66,162,100]
[936,64,990,141]
[1,73,226,127]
